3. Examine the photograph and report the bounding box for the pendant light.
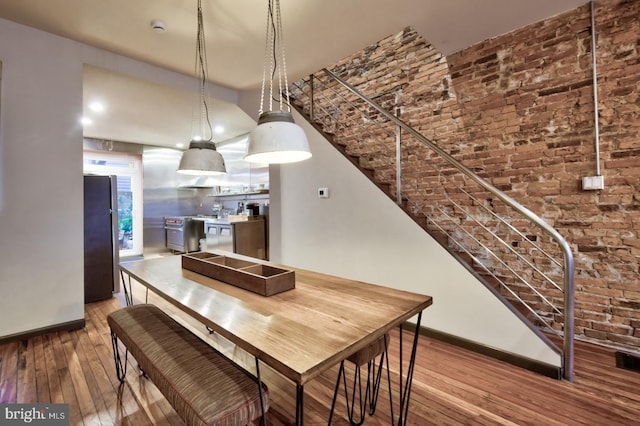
[178,0,226,175]
[244,0,312,164]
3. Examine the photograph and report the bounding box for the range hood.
[177,166,269,189]
[179,176,227,188]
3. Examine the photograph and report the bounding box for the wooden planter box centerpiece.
[182,252,295,296]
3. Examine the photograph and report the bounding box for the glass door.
[83,151,143,258]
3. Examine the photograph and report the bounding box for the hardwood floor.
[1,280,639,425]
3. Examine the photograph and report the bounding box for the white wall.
[0,18,232,338]
[0,19,85,336]
[270,109,561,366]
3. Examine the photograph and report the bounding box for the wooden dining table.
[119,252,433,425]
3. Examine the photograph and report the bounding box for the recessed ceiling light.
[89,101,105,112]
[176,143,184,148]
[81,117,93,126]
[214,125,224,134]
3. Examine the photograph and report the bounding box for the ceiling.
[0,0,587,154]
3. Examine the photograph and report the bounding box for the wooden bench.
[107,304,268,426]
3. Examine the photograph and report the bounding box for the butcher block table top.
[120,253,433,386]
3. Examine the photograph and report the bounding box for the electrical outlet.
[582,176,604,190]
[318,187,329,198]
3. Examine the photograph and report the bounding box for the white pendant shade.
[177,141,226,175]
[245,111,312,164]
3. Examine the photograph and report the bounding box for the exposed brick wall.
[444,0,639,351]
[294,0,639,352]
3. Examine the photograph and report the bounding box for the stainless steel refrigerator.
[84,174,119,303]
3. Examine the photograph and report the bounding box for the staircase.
[288,68,575,381]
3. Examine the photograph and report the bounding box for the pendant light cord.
[258,0,291,116]
[195,0,214,143]
[275,0,291,112]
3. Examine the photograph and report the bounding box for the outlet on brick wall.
[582,176,605,190]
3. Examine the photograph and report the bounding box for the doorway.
[83,151,143,257]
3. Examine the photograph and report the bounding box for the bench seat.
[107,304,268,426]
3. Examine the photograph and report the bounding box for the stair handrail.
[319,67,575,381]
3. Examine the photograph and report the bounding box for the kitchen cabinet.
[234,220,267,260]
[204,222,233,253]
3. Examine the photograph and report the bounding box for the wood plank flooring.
[1,279,639,425]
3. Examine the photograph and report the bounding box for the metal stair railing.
[289,67,575,381]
